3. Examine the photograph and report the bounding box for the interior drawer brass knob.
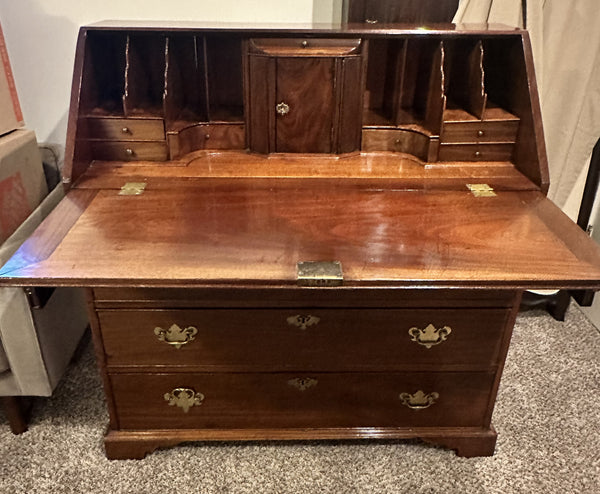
[125,148,135,156]
[477,130,485,137]
[154,324,198,349]
[408,324,452,349]
[164,388,204,413]
[399,390,439,410]
[121,127,130,134]
[276,102,290,116]
[287,314,320,330]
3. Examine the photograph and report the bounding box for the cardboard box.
[0,129,47,244]
[0,23,24,136]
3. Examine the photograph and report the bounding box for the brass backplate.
[297,261,343,287]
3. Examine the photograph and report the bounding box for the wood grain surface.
[98,307,510,370]
[2,185,600,289]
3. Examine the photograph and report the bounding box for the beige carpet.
[1,307,599,494]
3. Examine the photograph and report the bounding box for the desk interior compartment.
[164,34,245,158]
[79,31,127,117]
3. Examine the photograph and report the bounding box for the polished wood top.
[85,20,522,35]
[2,183,600,289]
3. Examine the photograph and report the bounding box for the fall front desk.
[2,22,600,459]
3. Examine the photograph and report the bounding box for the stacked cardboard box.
[0,23,47,244]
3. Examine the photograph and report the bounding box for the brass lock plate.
[297,261,343,287]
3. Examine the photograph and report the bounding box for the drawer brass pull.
[408,323,452,349]
[399,390,439,410]
[121,126,130,134]
[287,314,320,330]
[477,130,485,137]
[288,377,318,391]
[125,148,135,156]
[154,324,198,349]
[164,388,204,413]
[276,102,290,116]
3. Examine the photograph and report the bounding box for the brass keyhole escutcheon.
[276,102,290,116]
[287,314,320,330]
[154,324,198,349]
[408,324,452,349]
[399,390,439,410]
[288,377,318,391]
[164,388,204,413]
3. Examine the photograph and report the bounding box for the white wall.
[0,0,330,163]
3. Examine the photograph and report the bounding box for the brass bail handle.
[399,390,439,410]
[276,102,290,116]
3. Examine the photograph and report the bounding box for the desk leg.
[1,396,32,434]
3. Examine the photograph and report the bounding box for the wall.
[0,0,323,164]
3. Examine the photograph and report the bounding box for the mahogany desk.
[2,22,600,459]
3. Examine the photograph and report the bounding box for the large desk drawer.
[98,308,510,370]
[111,371,495,430]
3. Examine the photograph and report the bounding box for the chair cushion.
[0,339,9,373]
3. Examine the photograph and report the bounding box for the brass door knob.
[276,102,290,116]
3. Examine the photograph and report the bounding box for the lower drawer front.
[98,308,510,369]
[111,372,494,430]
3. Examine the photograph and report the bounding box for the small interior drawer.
[167,123,246,159]
[111,371,495,430]
[89,140,168,161]
[361,129,430,161]
[438,143,514,162]
[249,38,362,56]
[80,117,165,140]
[441,121,519,144]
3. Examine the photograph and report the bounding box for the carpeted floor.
[0,307,598,494]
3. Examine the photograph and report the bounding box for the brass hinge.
[119,182,147,195]
[586,224,594,236]
[297,261,343,287]
[466,183,496,197]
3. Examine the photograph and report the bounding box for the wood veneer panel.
[275,57,335,153]
[2,187,600,289]
[111,371,495,430]
[92,287,516,308]
[99,308,510,370]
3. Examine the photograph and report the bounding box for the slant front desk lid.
[1,182,600,289]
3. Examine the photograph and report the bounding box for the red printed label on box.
[0,172,31,242]
[0,23,23,124]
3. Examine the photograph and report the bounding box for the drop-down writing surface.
[2,184,600,289]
